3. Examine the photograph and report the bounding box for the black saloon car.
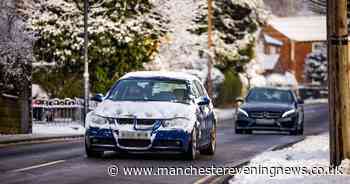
[235,87,304,135]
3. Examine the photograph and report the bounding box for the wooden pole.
[328,0,350,167]
[207,0,213,98]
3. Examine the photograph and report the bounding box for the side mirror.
[198,96,210,106]
[297,98,304,104]
[92,93,104,102]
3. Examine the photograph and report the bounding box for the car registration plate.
[119,131,151,139]
[256,119,275,124]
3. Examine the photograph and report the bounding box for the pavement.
[0,103,329,184]
[0,134,83,145]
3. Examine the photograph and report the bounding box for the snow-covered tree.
[26,0,167,97]
[0,0,33,95]
[304,51,327,86]
[192,0,267,72]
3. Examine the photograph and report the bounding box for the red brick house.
[261,16,327,83]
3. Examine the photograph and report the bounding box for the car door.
[190,82,206,144]
[193,80,211,145]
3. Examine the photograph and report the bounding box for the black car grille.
[117,118,156,125]
[249,112,282,119]
[118,139,151,147]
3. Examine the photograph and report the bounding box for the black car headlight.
[86,112,108,128]
[281,109,296,118]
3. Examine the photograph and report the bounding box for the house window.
[312,42,326,52]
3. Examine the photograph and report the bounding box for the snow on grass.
[230,133,350,184]
[32,123,85,135]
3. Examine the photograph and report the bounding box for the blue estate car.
[85,71,217,160]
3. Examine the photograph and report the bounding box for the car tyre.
[245,130,252,134]
[85,142,103,158]
[200,124,216,155]
[184,129,197,160]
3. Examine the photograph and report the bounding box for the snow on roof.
[121,71,200,81]
[263,34,283,46]
[268,16,326,42]
[260,54,280,70]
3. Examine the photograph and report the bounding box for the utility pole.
[207,0,213,98]
[83,0,89,126]
[327,0,350,167]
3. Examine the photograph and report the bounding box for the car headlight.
[282,109,296,118]
[162,117,189,128]
[238,108,249,117]
[86,112,108,128]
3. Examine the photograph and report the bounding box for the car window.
[194,80,205,96]
[107,79,189,103]
[190,82,200,98]
[246,88,294,104]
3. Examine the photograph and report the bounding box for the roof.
[268,16,326,42]
[121,71,200,81]
[260,54,280,70]
[263,34,283,46]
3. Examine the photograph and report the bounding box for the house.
[256,32,283,75]
[260,16,327,83]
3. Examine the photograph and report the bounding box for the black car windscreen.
[246,88,294,104]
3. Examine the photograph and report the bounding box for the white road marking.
[10,160,66,172]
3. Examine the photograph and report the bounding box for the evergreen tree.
[304,51,328,86]
[26,0,167,97]
[192,0,266,72]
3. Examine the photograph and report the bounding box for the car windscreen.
[246,88,294,104]
[106,79,189,103]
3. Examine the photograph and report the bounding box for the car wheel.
[200,124,216,155]
[184,128,197,160]
[85,141,103,158]
[245,130,252,134]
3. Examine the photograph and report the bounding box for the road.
[0,103,329,184]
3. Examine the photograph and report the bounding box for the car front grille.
[118,139,151,147]
[116,118,157,125]
[249,112,282,119]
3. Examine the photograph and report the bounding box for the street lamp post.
[83,0,89,126]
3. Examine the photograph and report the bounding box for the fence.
[32,98,98,125]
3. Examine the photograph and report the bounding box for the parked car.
[235,87,304,135]
[85,71,217,160]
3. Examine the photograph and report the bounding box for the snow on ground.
[32,123,85,135]
[230,133,350,184]
[304,98,328,104]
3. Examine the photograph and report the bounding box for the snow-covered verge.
[32,123,85,135]
[230,133,350,184]
[304,98,328,105]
